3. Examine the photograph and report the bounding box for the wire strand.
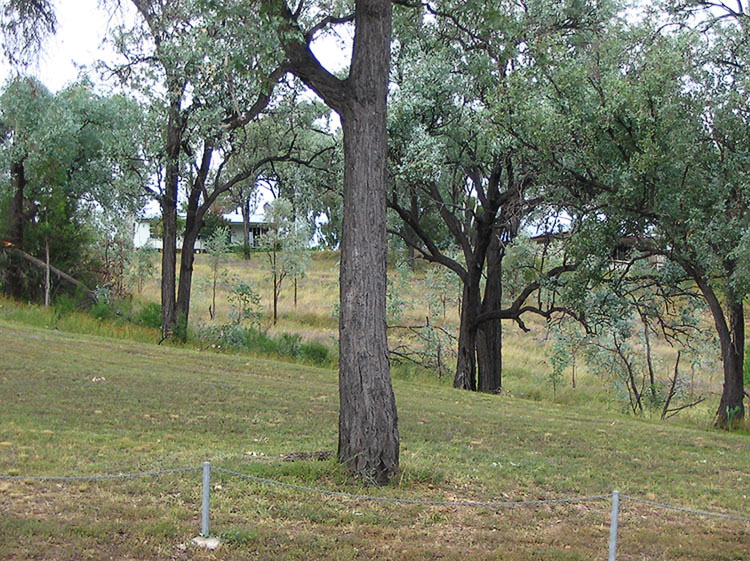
[0,466,201,482]
[621,495,750,523]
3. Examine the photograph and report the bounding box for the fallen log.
[2,244,96,301]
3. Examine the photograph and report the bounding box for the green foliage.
[135,302,162,329]
[0,0,57,67]
[52,293,79,317]
[261,198,313,322]
[204,226,232,320]
[300,340,331,365]
[386,262,414,324]
[0,76,145,301]
[278,332,302,357]
[90,300,115,322]
[173,313,189,343]
[128,245,156,295]
[423,262,460,322]
[219,527,259,546]
[200,208,231,241]
[226,275,262,327]
[192,322,334,367]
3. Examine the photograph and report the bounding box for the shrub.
[135,303,162,329]
[277,332,302,358]
[90,300,115,321]
[54,294,79,316]
[300,341,331,366]
[243,328,276,355]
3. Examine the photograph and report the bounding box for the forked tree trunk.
[477,234,503,393]
[454,267,481,391]
[176,141,212,335]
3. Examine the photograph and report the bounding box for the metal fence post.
[608,490,620,561]
[201,461,211,537]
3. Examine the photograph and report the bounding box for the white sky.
[0,0,132,92]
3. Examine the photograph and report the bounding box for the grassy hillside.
[131,250,726,424]
[1,319,747,560]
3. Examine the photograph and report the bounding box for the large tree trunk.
[716,298,745,426]
[477,233,503,393]
[696,278,745,426]
[454,266,481,391]
[159,94,182,336]
[160,193,178,334]
[277,0,398,483]
[336,0,399,485]
[175,215,200,333]
[6,159,28,298]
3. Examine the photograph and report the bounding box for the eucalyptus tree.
[0,77,144,299]
[224,86,340,257]
[260,197,312,324]
[387,39,533,392]
[262,0,399,483]
[105,0,289,335]
[386,1,597,392]
[0,0,56,67]
[174,89,338,332]
[507,8,749,426]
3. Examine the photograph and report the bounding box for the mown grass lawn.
[1,319,748,560]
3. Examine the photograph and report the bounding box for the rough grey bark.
[477,232,503,393]
[717,299,745,425]
[697,278,746,426]
[337,103,398,483]
[336,0,398,485]
[275,0,399,483]
[454,266,480,391]
[159,91,182,335]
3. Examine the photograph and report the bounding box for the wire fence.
[2,461,748,559]
[0,466,200,482]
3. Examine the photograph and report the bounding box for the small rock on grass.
[192,536,221,550]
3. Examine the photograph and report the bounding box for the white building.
[133,209,269,252]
